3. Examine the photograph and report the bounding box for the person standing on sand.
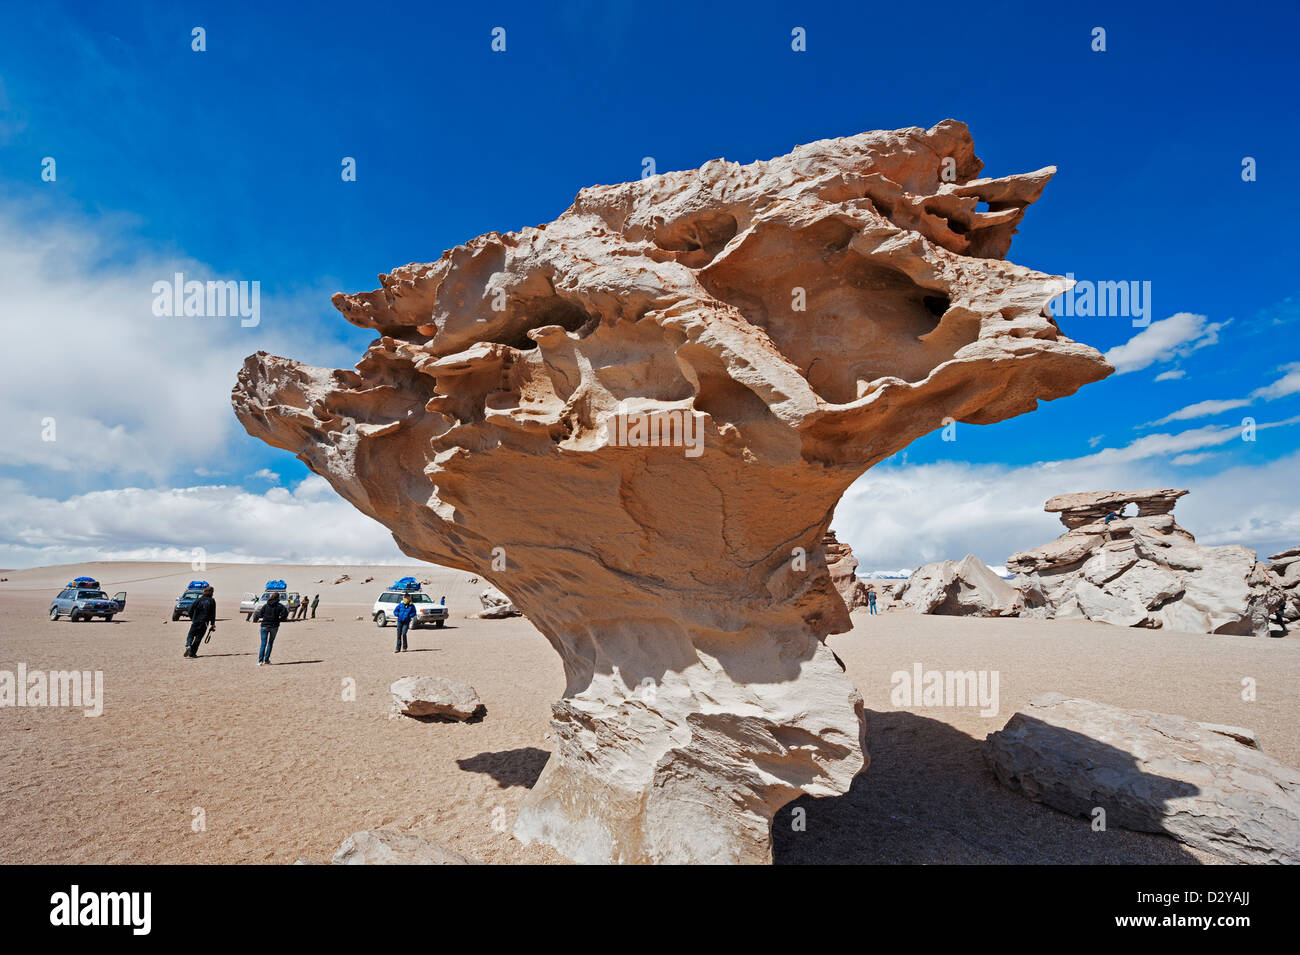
[254,591,289,665]
[185,586,216,658]
[311,594,319,618]
[393,593,416,653]
[298,594,309,620]
[867,588,877,615]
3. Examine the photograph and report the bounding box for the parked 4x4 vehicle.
[172,580,210,621]
[240,580,299,621]
[372,577,447,628]
[49,577,127,622]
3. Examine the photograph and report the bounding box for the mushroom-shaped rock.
[1009,490,1283,635]
[233,121,1110,864]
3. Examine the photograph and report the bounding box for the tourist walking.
[311,594,320,618]
[185,586,216,658]
[254,592,289,665]
[393,593,416,652]
[867,588,877,615]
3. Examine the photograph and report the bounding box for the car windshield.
[403,593,433,603]
[182,591,202,599]
[77,590,107,599]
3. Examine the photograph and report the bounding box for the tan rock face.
[1009,491,1285,636]
[824,531,870,610]
[232,120,1110,864]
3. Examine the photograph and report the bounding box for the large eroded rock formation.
[1009,489,1284,636]
[232,121,1110,863]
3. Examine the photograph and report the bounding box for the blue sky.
[0,0,1296,568]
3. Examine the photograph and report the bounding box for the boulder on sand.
[985,693,1300,864]
[896,554,1018,616]
[477,586,520,618]
[391,676,485,721]
[332,829,479,865]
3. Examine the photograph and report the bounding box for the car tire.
[49,607,59,621]
[435,620,445,628]
[105,615,114,622]
[375,612,387,628]
[69,610,80,622]
[172,611,180,621]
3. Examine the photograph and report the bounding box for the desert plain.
[1,560,1296,865]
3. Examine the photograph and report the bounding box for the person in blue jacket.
[393,593,417,652]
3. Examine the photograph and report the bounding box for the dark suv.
[49,578,127,622]
[173,580,210,621]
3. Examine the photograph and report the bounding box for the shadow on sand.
[456,747,550,788]
[772,709,1202,864]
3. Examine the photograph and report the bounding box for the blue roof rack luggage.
[265,579,287,591]
[392,576,421,591]
[68,576,100,588]
[188,580,210,590]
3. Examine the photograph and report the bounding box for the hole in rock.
[923,295,951,318]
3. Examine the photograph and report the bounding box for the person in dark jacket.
[393,593,417,652]
[253,592,289,665]
[311,594,320,618]
[185,586,216,658]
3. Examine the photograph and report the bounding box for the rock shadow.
[456,747,551,788]
[772,708,1202,864]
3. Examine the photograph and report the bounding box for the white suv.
[372,591,448,628]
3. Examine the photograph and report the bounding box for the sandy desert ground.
[1,562,1296,865]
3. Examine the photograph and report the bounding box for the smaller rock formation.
[824,531,871,611]
[1268,546,1300,622]
[476,586,520,619]
[391,676,485,721]
[332,829,478,865]
[1008,489,1284,636]
[985,694,1300,864]
[896,554,1018,616]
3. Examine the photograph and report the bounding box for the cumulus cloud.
[0,476,408,568]
[834,429,1300,572]
[1103,312,1226,374]
[0,204,359,486]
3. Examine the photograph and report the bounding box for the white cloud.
[1143,362,1300,426]
[1253,362,1300,401]
[835,428,1300,572]
[1154,369,1185,381]
[1146,398,1252,426]
[0,204,358,485]
[0,476,408,567]
[1103,312,1226,374]
[247,468,281,483]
